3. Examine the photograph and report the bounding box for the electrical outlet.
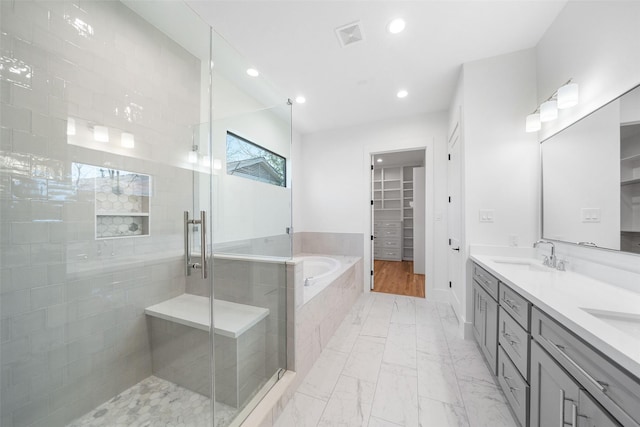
[479,209,494,223]
[581,208,601,223]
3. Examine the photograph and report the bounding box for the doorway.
[371,149,426,297]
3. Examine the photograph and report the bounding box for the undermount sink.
[492,259,550,272]
[581,308,640,338]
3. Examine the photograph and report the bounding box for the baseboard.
[427,288,450,302]
[462,320,474,340]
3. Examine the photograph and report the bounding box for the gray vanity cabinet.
[530,340,581,427]
[578,390,621,427]
[472,265,499,375]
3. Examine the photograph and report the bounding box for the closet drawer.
[473,263,498,300]
[497,346,529,427]
[376,249,401,261]
[381,239,401,249]
[499,283,530,331]
[498,308,529,380]
[376,227,401,238]
[375,221,402,228]
[532,308,640,427]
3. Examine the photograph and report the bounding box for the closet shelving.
[402,166,415,261]
[620,124,640,253]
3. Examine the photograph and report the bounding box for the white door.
[447,120,462,297]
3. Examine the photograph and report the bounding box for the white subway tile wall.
[0,1,204,426]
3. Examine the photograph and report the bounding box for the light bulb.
[557,82,579,109]
[295,96,306,104]
[121,132,135,148]
[540,100,558,122]
[388,18,406,34]
[397,90,408,99]
[67,118,76,136]
[246,68,259,77]
[93,125,109,142]
[525,113,541,132]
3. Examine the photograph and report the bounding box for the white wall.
[296,113,450,299]
[451,49,540,336]
[536,1,640,141]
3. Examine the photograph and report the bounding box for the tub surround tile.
[296,232,364,257]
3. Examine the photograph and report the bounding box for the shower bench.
[145,294,269,408]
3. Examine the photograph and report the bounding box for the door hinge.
[448,238,451,245]
[371,164,374,170]
[448,154,451,161]
[371,235,374,241]
[449,281,452,288]
[448,196,451,203]
[371,270,374,276]
[371,200,374,206]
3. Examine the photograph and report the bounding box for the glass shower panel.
[210,31,292,427]
[0,2,214,426]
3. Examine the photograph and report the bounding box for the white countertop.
[470,253,640,379]
[145,294,270,338]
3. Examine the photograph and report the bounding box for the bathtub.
[292,255,360,305]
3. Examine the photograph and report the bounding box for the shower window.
[226,131,286,187]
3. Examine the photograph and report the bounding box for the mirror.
[542,85,640,254]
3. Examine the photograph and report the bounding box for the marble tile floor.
[274,292,517,427]
[67,376,237,427]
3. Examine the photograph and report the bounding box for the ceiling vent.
[335,21,365,47]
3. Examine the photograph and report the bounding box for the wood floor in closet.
[372,260,425,298]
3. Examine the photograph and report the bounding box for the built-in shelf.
[621,177,640,186]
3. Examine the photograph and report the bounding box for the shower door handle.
[184,211,207,279]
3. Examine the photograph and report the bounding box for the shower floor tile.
[67,376,237,427]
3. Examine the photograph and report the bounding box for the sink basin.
[581,308,640,338]
[492,259,550,272]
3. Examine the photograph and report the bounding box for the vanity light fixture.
[93,125,109,142]
[557,82,579,109]
[397,89,408,99]
[121,132,135,148]
[246,68,259,77]
[540,100,558,122]
[388,18,406,34]
[525,79,578,132]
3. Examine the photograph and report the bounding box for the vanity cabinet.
[472,264,499,375]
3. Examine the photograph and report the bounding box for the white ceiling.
[188,1,567,135]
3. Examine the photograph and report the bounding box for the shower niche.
[74,163,151,239]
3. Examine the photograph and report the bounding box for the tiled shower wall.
[0,2,201,426]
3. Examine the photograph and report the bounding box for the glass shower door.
[0,1,215,426]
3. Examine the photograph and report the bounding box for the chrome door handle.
[452,247,460,251]
[184,210,207,279]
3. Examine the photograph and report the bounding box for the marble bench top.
[145,294,269,339]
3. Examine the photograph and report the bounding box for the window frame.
[225,131,287,188]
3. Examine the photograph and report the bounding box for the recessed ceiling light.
[246,68,259,77]
[388,18,406,34]
[397,90,408,99]
[295,96,306,104]
[377,158,383,163]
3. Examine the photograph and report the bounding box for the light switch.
[581,208,601,223]
[479,209,494,223]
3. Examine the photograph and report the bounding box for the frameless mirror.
[542,84,640,254]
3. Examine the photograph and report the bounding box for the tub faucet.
[533,239,556,268]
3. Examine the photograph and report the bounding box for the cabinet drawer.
[532,308,640,427]
[380,238,401,249]
[473,263,498,300]
[497,346,529,427]
[376,227,401,238]
[499,307,529,381]
[499,283,531,331]
[374,221,402,228]
[375,249,401,261]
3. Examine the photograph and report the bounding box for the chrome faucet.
[533,239,556,268]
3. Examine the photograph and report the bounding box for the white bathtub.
[292,255,360,305]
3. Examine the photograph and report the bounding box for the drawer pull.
[503,297,520,311]
[502,331,519,346]
[503,375,520,393]
[544,337,607,394]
